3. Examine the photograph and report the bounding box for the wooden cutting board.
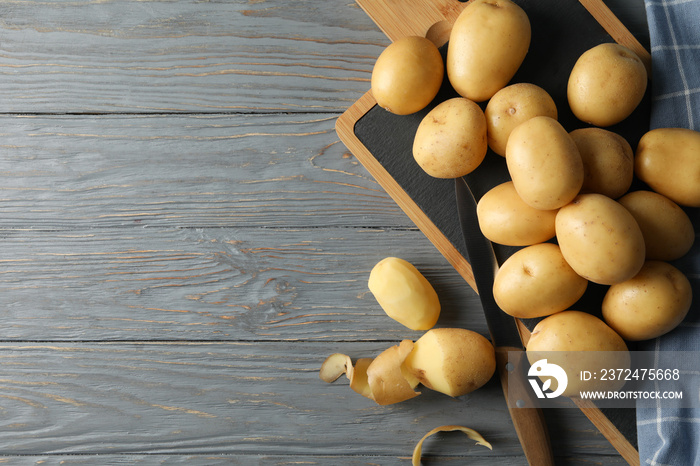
[336,0,650,464]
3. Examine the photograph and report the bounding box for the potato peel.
[319,353,354,383]
[349,357,373,399]
[321,341,421,405]
[366,339,420,405]
[412,425,492,466]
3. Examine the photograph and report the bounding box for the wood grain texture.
[357,0,466,42]
[0,0,386,113]
[0,342,624,462]
[0,114,414,229]
[0,227,483,341]
[0,455,633,465]
[0,0,653,463]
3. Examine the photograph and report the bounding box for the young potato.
[506,116,584,210]
[618,190,695,261]
[635,127,700,207]
[602,261,692,341]
[413,97,488,178]
[371,36,444,115]
[569,127,634,199]
[526,311,630,397]
[485,83,558,157]
[567,43,647,127]
[447,0,531,102]
[368,257,440,331]
[493,243,588,319]
[476,181,557,246]
[403,328,496,397]
[556,193,645,285]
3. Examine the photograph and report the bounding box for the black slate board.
[353,0,649,452]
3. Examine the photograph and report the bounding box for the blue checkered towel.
[636,1,700,464]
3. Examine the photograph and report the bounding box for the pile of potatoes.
[369,0,699,388]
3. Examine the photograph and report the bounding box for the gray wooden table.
[0,1,650,464]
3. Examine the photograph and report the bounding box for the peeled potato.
[476,181,557,246]
[485,83,558,156]
[371,36,444,115]
[602,261,692,341]
[493,243,588,319]
[403,328,496,397]
[368,257,440,331]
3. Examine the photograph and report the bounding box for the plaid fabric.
[636,1,700,464]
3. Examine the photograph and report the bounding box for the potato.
[493,243,588,319]
[403,328,495,397]
[618,190,695,261]
[506,116,584,210]
[477,181,557,246]
[447,0,531,102]
[485,83,558,156]
[556,193,645,285]
[602,261,692,341]
[527,311,629,397]
[371,36,444,115]
[368,257,440,331]
[412,97,488,178]
[567,43,647,127]
[635,127,700,207]
[569,127,634,199]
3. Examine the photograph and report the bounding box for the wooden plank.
[0,0,385,113]
[604,0,650,49]
[356,0,466,42]
[0,342,626,461]
[0,342,518,457]
[0,114,416,229]
[0,454,631,465]
[0,226,484,341]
